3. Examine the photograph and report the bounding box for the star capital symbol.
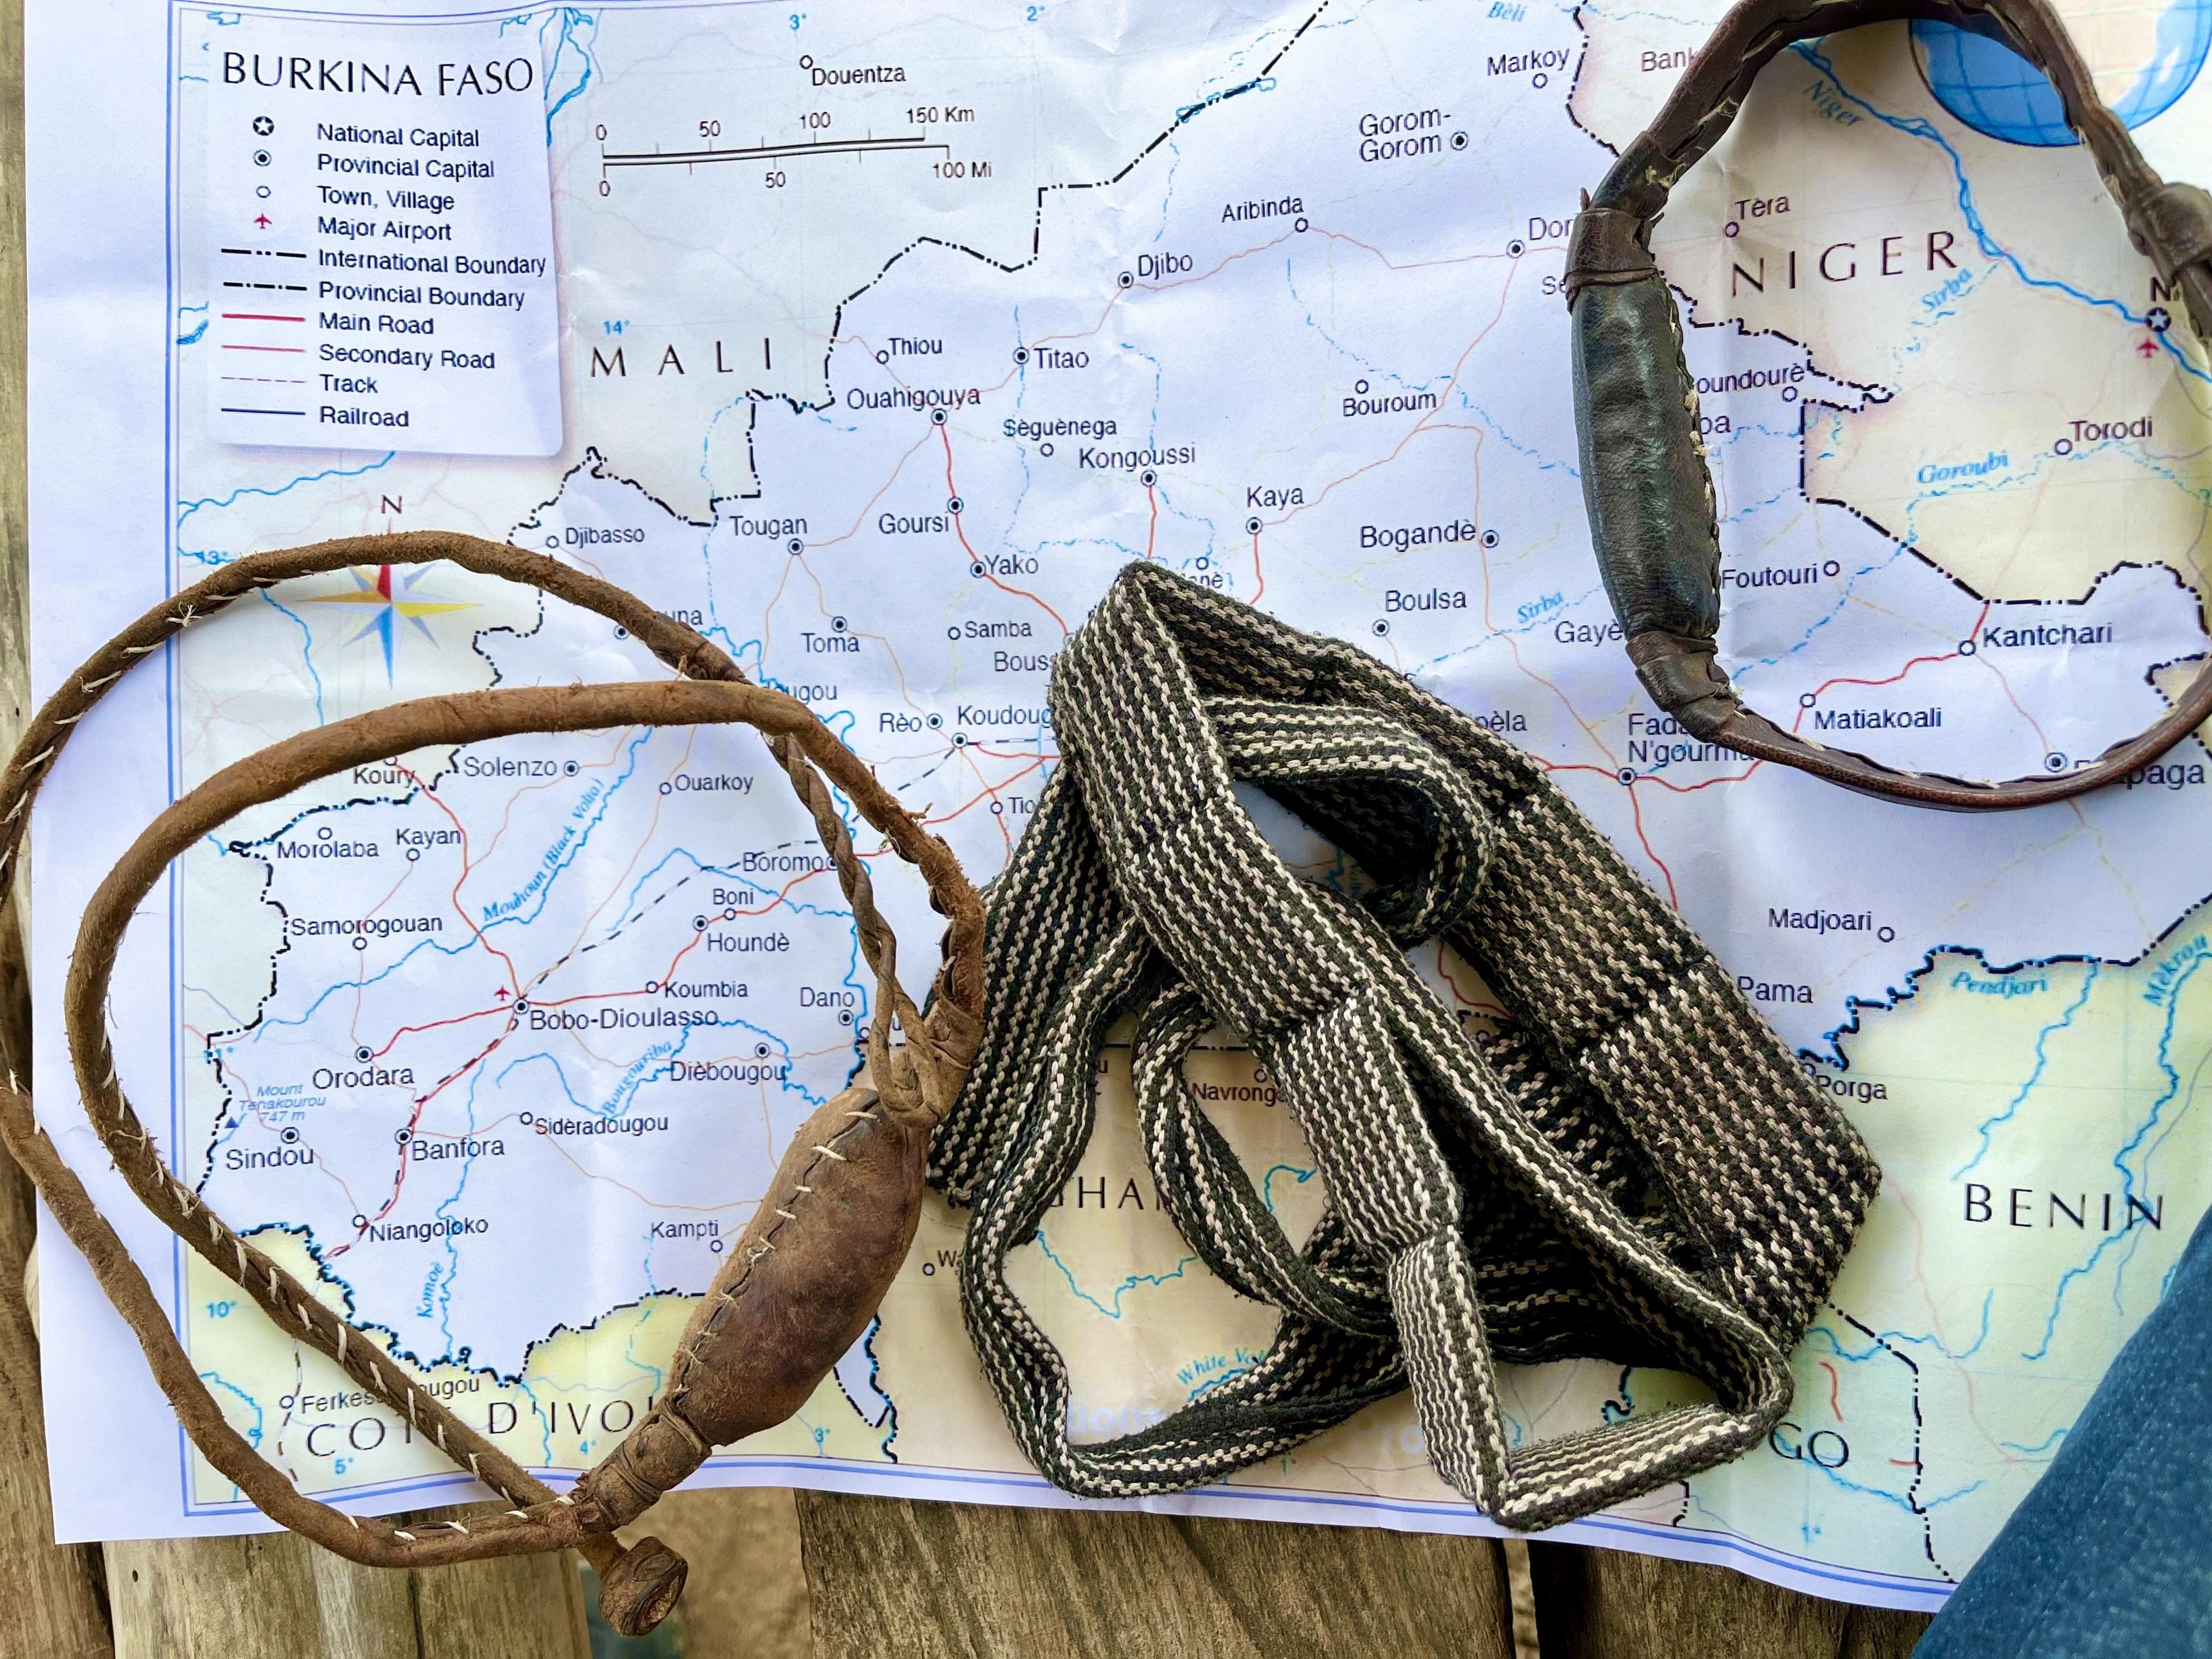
[304,565,475,681]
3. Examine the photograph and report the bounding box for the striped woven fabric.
[931,563,1878,1529]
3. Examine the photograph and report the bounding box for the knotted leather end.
[595,1535,689,1637]
[1564,205,1658,308]
[2123,181,2212,345]
[1565,3,2212,809]
[1626,630,1737,737]
[576,1407,712,1530]
[2126,181,2212,280]
[878,994,984,1126]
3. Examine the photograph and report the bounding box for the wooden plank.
[410,1520,591,1659]
[108,1532,414,1659]
[108,1509,589,1659]
[615,1487,811,1659]
[0,1135,113,1659]
[1525,1540,1931,1658]
[795,1491,1518,1659]
[0,0,22,736]
[1502,1538,1540,1659]
[0,0,113,1644]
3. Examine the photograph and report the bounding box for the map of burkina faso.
[154,0,2211,1602]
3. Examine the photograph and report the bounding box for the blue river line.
[176,454,396,528]
[532,9,600,144]
[198,1372,267,1449]
[1797,1324,1987,1518]
[1032,1229,1199,1319]
[1793,41,2211,384]
[255,591,331,724]
[2024,945,2205,1361]
[1952,963,2100,1180]
[479,729,653,927]
[425,1065,491,1356]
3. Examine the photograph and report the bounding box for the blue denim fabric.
[1915,1202,2212,1657]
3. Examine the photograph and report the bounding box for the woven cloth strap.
[933,563,1878,1528]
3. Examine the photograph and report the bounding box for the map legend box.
[202,20,562,456]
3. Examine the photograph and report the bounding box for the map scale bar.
[601,134,950,170]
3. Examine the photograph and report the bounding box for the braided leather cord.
[0,533,982,1634]
[935,563,1879,1527]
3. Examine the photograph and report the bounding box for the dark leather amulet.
[1569,0,2212,810]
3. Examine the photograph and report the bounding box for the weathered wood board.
[105,1516,590,1659]
[794,1490,1524,1659]
[1529,1540,1929,1658]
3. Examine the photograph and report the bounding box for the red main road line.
[358,859,854,1228]
[1537,761,1682,906]
[368,859,842,1062]
[1796,602,1990,707]
[937,425,1070,637]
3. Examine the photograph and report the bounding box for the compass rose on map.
[303,565,475,680]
